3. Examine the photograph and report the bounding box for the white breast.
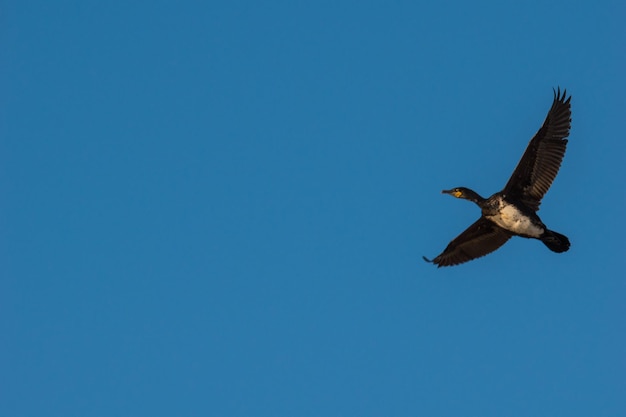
[487,204,544,237]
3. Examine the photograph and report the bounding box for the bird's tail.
[541,230,570,253]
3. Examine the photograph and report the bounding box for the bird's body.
[488,200,544,237]
[482,194,545,238]
[424,89,572,267]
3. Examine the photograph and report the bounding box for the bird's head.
[442,187,484,203]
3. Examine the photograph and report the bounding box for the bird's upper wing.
[502,88,571,210]
[424,218,512,267]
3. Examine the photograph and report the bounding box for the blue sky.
[2,1,625,416]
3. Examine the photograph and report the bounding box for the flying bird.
[424,88,571,267]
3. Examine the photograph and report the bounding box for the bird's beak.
[442,189,462,198]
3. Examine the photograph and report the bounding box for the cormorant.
[424,88,571,267]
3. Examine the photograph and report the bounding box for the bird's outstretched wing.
[502,88,571,210]
[424,218,512,267]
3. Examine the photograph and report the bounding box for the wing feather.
[425,218,512,267]
[503,88,571,210]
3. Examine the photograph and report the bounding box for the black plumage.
[424,88,571,267]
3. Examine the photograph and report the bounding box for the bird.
[424,88,572,267]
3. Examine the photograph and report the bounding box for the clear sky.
[2,1,625,416]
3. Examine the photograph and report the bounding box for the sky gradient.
[2,1,625,416]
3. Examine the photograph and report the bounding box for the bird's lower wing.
[424,218,512,267]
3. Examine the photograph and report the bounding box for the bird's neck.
[463,189,486,205]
